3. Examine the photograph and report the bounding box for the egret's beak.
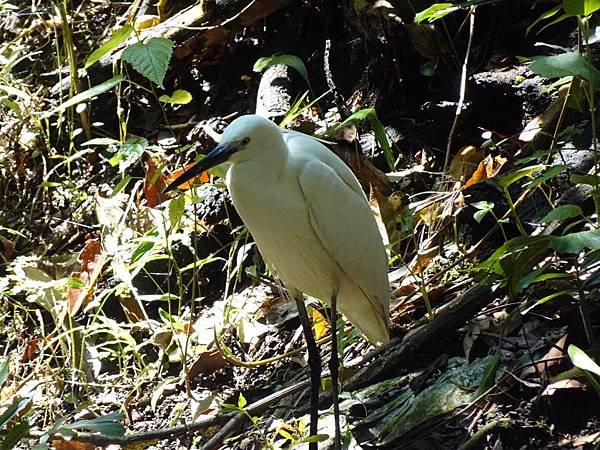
[163,142,238,193]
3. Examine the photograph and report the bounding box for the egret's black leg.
[329,294,341,450]
[295,294,321,450]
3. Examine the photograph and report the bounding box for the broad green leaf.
[563,0,600,16]
[540,204,583,223]
[550,228,600,253]
[85,24,134,68]
[122,37,173,87]
[498,164,544,189]
[476,235,551,276]
[109,136,147,172]
[65,413,125,437]
[568,344,600,376]
[159,89,192,104]
[414,3,458,23]
[54,75,124,112]
[253,54,310,88]
[169,196,185,230]
[336,108,394,169]
[530,52,600,85]
[526,164,568,189]
[571,173,600,186]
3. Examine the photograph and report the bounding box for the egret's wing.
[281,129,335,145]
[298,160,389,341]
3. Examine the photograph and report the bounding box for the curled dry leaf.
[68,237,106,316]
[463,154,508,189]
[143,156,170,207]
[448,146,484,185]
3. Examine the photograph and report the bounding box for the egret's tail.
[337,277,389,345]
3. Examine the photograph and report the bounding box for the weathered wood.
[343,283,494,392]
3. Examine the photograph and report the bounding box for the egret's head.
[163,115,282,193]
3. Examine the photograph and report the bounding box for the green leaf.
[54,75,124,112]
[109,136,147,172]
[85,24,134,69]
[110,176,131,197]
[278,428,295,440]
[66,277,86,288]
[472,201,494,223]
[535,13,571,35]
[65,413,125,437]
[253,54,310,88]
[131,240,155,264]
[526,5,562,36]
[0,398,29,430]
[498,164,544,189]
[563,0,600,16]
[522,290,572,314]
[571,173,600,186]
[82,137,120,146]
[169,196,185,230]
[550,228,600,253]
[0,358,9,388]
[0,420,30,450]
[237,392,247,409]
[335,108,394,169]
[518,270,571,291]
[530,52,600,85]
[0,84,30,100]
[568,344,600,376]
[220,402,238,411]
[414,3,458,23]
[525,164,568,189]
[540,204,583,223]
[159,89,192,104]
[122,37,173,88]
[297,434,329,444]
[475,351,499,397]
[1,97,22,120]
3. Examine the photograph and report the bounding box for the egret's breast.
[227,161,339,299]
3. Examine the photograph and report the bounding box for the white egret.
[164,115,390,448]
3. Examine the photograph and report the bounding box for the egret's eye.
[240,137,251,146]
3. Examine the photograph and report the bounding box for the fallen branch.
[25,379,311,447]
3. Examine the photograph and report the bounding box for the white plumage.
[222,115,390,344]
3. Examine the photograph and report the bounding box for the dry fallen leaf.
[68,237,107,316]
[143,156,170,207]
[311,308,330,340]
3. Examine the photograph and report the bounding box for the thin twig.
[25,379,312,447]
[443,6,476,176]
